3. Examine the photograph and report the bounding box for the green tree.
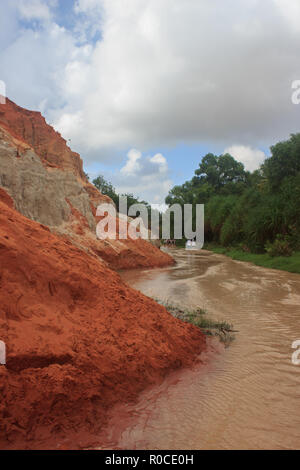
[165,137,300,255]
[194,153,249,194]
[92,175,119,207]
[263,133,300,190]
[92,175,153,220]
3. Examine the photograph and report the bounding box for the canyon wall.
[0,99,173,270]
[0,190,205,449]
[0,99,205,450]
[0,98,85,179]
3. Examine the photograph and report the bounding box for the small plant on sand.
[154,299,236,347]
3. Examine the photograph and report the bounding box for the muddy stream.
[103,249,300,450]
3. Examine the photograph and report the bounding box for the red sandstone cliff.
[0,99,173,270]
[0,99,205,450]
[0,98,85,178]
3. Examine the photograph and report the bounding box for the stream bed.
[104,249,300,450]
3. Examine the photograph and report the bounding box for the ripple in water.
[101,250,300,450]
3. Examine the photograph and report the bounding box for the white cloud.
[224,145,266,172]
[73,0,103,42]
[120,149,142,175]
[273,0,300,33]
[50,0,300,158]
[1,0,300,169]
[17,0,56,21]
[74,0,102,14]
[113,149,172,204]
[150,153,168,174]
[0,9,91,117]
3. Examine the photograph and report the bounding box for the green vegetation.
[92,175,166,235]
[205,244,300,274]
[166,133,300,271]
[93,174,151,215]
[155,299,236,347]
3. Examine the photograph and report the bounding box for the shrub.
[265,235,293,257]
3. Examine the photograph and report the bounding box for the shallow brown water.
[109,249,300,450]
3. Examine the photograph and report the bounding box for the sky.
[1,0,300,205]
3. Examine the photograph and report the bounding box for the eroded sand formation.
[0,100,206,449]
[0,99,173,270]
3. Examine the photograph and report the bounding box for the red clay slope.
[0,98,85,179]
[0,190,205,450]
[0,99,174,271]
